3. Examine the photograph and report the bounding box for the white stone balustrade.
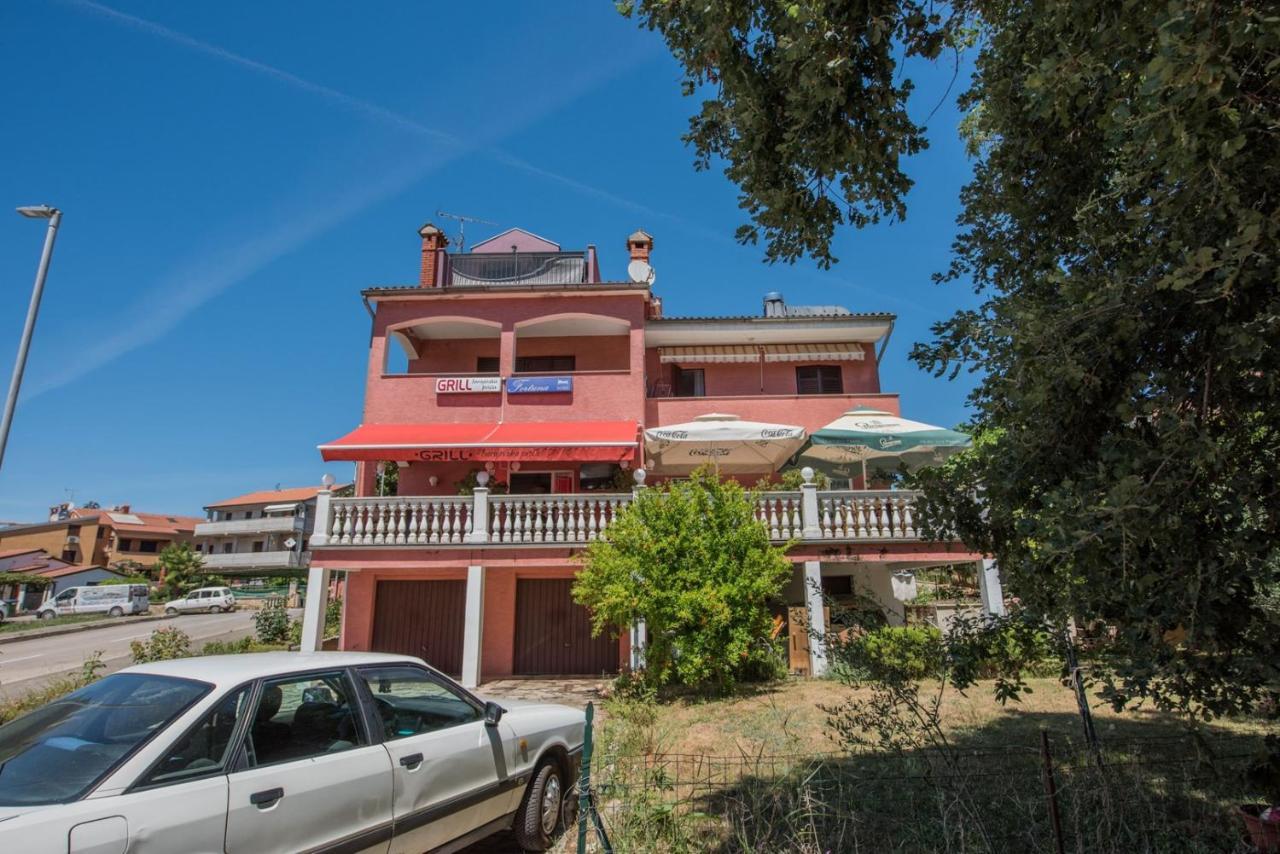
[313,488,924,547]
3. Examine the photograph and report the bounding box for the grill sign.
[506,376,573,394]
[435,377,501,394]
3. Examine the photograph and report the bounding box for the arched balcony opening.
[512,313,631,375]
[384,317,502,376]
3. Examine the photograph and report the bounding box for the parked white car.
[0,651,585,853]
[37,584,150,619]
[164,586,236,615]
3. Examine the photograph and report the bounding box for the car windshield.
[0,674,209,806]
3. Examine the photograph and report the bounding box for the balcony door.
[507,471,574,494]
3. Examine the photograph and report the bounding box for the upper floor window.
[515,355,575,373]
[476,356,499,373]
[673,367,705,398]
[796,365,842,395]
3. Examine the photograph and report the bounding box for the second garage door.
[370,579,466,676]
[514,578,619,676]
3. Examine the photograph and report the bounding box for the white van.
[38,584,150,620]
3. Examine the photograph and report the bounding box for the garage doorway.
[514,578,619,675]
[370,580,466,676]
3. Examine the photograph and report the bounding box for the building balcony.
[194,516,304,537]
[447,251,588,286]
[201,550,308,571]
[310,488,926,549]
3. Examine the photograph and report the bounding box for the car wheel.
[38,610,55,620]
[209,605,221,614]
[108,606,124,618]
[514,759,564,852]
[165,607,179,616]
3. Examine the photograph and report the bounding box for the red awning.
[318,421,639,463]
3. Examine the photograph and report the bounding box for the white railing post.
[800,467,822,540]
[467,475,490,544]
[310,487,332,547]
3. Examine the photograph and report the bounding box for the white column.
[800,467,821,539]
[310,488,332,547]
[629,619,647,671]
[803,560,828,677]
[460,564,485,688]
[977,558,1006,616]
[299,565,331,652]
[467,484,490,543]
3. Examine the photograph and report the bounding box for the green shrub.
[130,626,191,663]
[253,600,290,644]
[201,636,255,655]
[287,618,303,648]
[853,626,945,683]
[325,597,343,636]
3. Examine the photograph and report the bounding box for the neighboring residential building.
[195,485,350,575]
[304,222,996,687]
[0,504,203,572]
[0,548,128,612]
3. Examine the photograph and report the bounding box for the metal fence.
[449,251,588,286]
[574,710,1264,853]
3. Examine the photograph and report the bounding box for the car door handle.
[249,787,284,808]
[399,753,424,768]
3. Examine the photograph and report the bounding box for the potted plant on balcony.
[1241,735,1280,852]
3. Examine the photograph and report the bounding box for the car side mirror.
[483,701,504,727]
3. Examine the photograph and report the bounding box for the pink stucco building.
[300,223,998,686]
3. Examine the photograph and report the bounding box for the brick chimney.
[627,229,653,263]
[418,223,449,287]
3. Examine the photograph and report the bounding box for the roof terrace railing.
[448,251,588,286]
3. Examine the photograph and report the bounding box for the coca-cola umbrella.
[798,407,971,481]
[643,413,807,475]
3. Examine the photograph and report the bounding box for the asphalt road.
[0,610,265,696]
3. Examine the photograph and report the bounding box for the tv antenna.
[436,210,497,253]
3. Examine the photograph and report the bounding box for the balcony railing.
[448,252,587,286]
[195,516,304,537]
[202,550,307,570]
[311,487,926,548]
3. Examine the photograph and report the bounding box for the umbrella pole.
[862,458,868,489]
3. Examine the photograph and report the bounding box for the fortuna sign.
[435,377,502,394]
[506,376,573,394]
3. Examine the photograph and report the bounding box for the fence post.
[310,487,331,547]
[578,701,594,854]
[467,480,490,543]
[1040,729,1066,854]
[799,466,822,539]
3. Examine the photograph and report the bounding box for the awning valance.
[263,503,300,514]
[659,345,758,364]
[763,342,865,362]
[318,421,639,463]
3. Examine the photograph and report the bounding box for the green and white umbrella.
[798,407,971,481]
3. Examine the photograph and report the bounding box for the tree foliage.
[574,469,792,691]
[629,0,1280,719]
[156,543,203,598]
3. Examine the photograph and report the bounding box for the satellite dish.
[627,259,655,285]
[284,537,298,550]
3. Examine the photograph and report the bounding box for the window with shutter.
[795,366,842,395]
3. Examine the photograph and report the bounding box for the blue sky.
[0,1,981,521]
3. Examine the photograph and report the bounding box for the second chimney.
[418,223,449,287]
[627,229,653,263]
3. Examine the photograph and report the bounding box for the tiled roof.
[207,485,351,509]
[37,563,115,579]
[0,547,45,560]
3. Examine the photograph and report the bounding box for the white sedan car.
[0,652,584,853]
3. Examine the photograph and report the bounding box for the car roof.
[122,651,425,686]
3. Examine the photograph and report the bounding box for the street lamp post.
[0,205,63,474]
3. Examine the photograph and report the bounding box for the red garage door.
[370,580,466,676]
[514,578,619,676]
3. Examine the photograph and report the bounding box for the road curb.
[0,614,172,646]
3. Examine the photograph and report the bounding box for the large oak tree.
[624,0,1280,719]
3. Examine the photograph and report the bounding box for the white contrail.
[67,0,701,239]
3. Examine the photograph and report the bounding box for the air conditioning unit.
[65,535,80,545]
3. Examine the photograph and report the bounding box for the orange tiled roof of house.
[206,485,350,509]
[67,508,204,534]
[0,547,45,560]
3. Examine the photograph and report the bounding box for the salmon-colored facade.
[304,224,994,686]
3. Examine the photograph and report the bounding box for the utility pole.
[0,205,62,475]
